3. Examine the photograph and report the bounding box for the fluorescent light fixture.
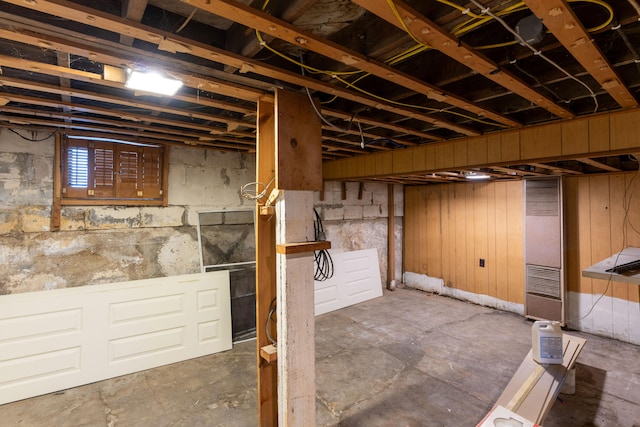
[125,70,183,96]
[465,171,491,180]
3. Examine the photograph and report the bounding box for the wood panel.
[564,177,581,294]
[454,184,468,290]
[453,140,468,168]
[467,137,488,166]
[486,183,497,298]
[393,148,414,174]
[589,115,610,153]
[520,124,561,160]
[505,182,524,304]
[474,183,489,297]
[501,131,520,162]
[426,186,442,277]
[610,110,640,150]
[589,176,613,299]
[494,182,510,302]
[561,119,589,156]
[404,180,524,303]
[487,134,502,164]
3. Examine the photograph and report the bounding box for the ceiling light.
[125,69,183,96]
[465,171,491,180]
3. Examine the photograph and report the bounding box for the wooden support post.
[387,183,396,290]
[255,88,322,425]
[276,191,316,426]
[52,133,62,231]
[255,96,278,427]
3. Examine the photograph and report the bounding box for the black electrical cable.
[266,297,277,346]
[313,208,334,281]
[8,128,57,142]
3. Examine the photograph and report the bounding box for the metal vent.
[526,179,559,216]
[526,264,561,299]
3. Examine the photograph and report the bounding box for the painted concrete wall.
[314,181,403,287]
[0,128,400,295]
[0,128,255,294]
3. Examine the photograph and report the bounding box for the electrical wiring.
[240,176,275,202]
[7,128,57,142]
[331,74,507,127]
[568,156,640,324]
[468,0,599,113]
[313,208,334,281]
[266,297,277,346]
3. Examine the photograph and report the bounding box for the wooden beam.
[52,132,62,231]
[576,157,621,172]
[120,0,148,46]
[275,191,316,426]
[387,183,395,290]
[351,0,575,120]
[255,96,278,427]
[0,0,480,135]
[181,0,520,129]
[524,0,638,109]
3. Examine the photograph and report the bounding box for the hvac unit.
[524,176,566,324]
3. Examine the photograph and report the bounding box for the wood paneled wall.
[325,108,640,181]
[565,173,640,304]
[404,173,640,306]
[404,181,524,304]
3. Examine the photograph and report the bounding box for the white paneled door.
[314,248,383,316]
[0,272,232,405]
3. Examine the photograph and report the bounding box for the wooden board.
[275,88,322,191]
[491,334,586,425]
[255,97,278,427]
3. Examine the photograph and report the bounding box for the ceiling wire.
[468,0,599,113]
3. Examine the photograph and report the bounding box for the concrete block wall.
[0,128,255,294]
[0,128,401,295]
[313,181,403,286]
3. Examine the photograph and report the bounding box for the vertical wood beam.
[273,87,321,426]
[256,96,278,427]
[276,191,316,426]
[387,183,395,289]
[52,132,62,231]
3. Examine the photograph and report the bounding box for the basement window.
[59,136,168,206]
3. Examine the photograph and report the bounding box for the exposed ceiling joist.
[523,0,638,109]
[0,0,480,136]
[181,0,521,129]
[350,0,575,119]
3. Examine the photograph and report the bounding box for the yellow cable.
[333,75,506,127]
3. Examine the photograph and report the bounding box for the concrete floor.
[1,288,639,426]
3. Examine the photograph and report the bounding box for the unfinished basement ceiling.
[1,0,640,182]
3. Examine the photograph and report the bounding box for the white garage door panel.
[0,272,231,405]
[314,248,383,316]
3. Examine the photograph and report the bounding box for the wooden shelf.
[276,241,331,255]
